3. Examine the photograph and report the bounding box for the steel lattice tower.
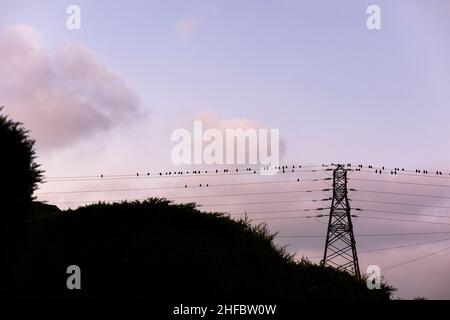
[321,164,361,279]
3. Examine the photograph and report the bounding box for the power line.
[356,169,450,180]
[44,166,330,182]
[42,200,450,227]
[37,185,189,195]
[307,237,450,259]
[51,198,331,206]
[225,208,450,219]
[383,246,450,272]
[358,208,450,219]
[359,237,450,254]
[229,208,328,216]
[252,215,315,221]
[350,164,450,178]
[44,163,450,181]
[276,231,450,238]
[231,211,450,225]
[36,188,326,196]
[356,189,450,200]
[37,178,328,195]
[45,165,326,179]
[208,212,327,221]
[350,178,450,188]
[352,199,450,210]
[44,196,450,225]
[354,215,450,226]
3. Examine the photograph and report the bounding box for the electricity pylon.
[321,164,361,279]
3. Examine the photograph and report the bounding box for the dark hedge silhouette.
[0,107,43,217]
[8,199,394,300]
[0,107,44,297]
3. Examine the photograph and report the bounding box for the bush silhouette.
[0,107,43,217]
[9,199,394,300]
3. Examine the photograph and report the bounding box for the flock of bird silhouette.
[94,163,448,181]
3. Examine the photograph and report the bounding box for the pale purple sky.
[1,0,450,299]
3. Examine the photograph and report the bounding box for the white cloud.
[0,24,144,150]
[194,111,287,159]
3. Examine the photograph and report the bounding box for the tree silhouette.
[0,107,43,218]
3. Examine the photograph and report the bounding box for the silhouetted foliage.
[0,107,44,297]
[0,107,43,217]
[6,199,394,300]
